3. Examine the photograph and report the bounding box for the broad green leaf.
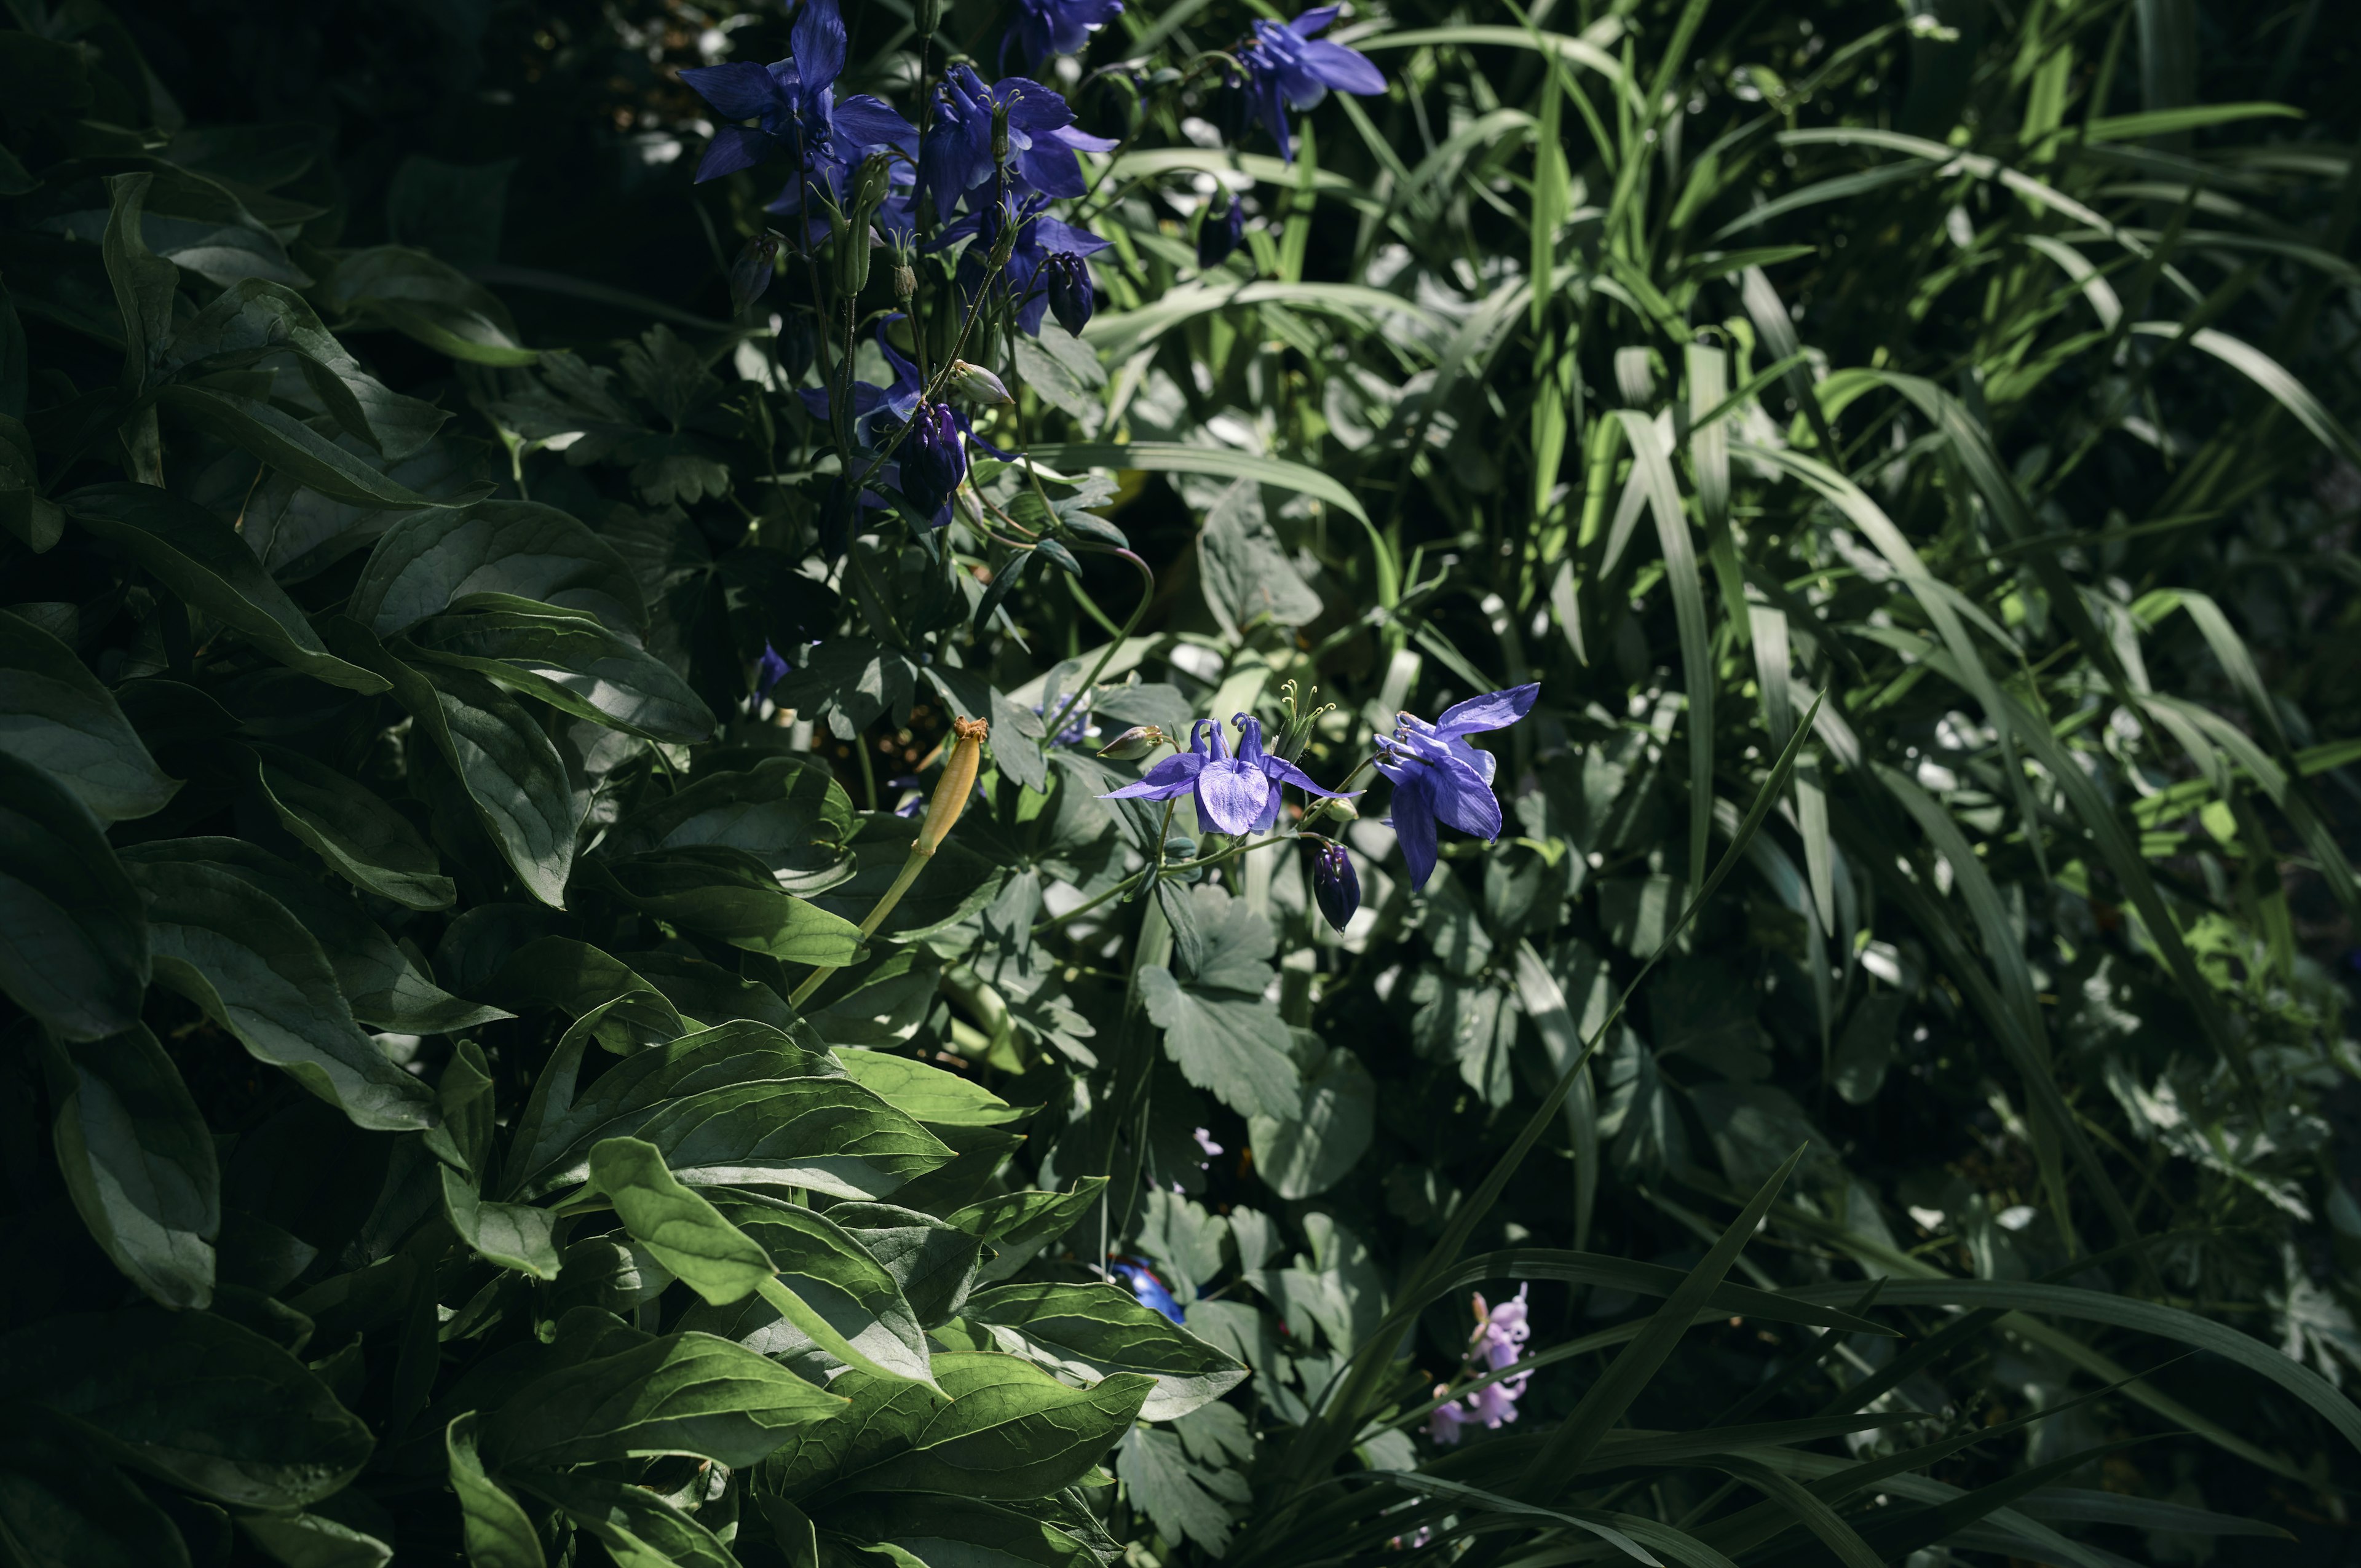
[349,501,645,638]
[441,1166,562,1280]
[1246,1045,1374,1200]
[674,1187,939,1388]
[480,1330,845,1470]
[0,607,178,820]
[761,1352,1153,1501]
[41,1024,218,1310]
[446,1414,545,1568]
[1082,280,1441,361]
[486,936,685,1055]
[1117,1422,1249,1556]
[827,1202,985,1326]
[102,174,178,394]
[588,1136,775,1303]
[0,1308,372,1510]
[514,1470,738,1568]
[124,854,438,1131]
[326,625,580,907]
[628,1074,957,1201]
[591,847,863,962]
[0,1404,192,1568]
[602,754,855,894]
[837,1050,1026,1127]
[237,741,454,909]
[63,485,389,693]
[1197,478,1324,634]
[1026,442,1370,525]
[815,1496,1099,1568]
[965,1281,1248,1421]
[154,386,446,507]
[323,247,538,365]
[0,747,150,1040]
[239,1511,393,1568]
[1141,967,1301,1122]
[413,595,716,741]
[951,1179,1108,1285]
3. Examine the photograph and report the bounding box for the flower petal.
[1100,752,1203,801]
[1385,766,1440,890]
[1434,682,1540,737]
[832,93,919,151]
[792,0,848,96]
[693,124,780,182]
[1299,39,1386,95]
[1421,756,1503,841]
[1195,759,1271,835]
[679,61,788,120]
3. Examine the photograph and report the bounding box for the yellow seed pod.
[916,715,989,855]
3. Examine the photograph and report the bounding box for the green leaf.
[674,1187,941,1388]
[513,1470,739,1568]
[1198,478,1324,634]
[445,1414,545,1568]
[0,1403,194,1568]
[480,1331,845,1470]
[827,1202,986,1326]
[413,595,716,742]
[0,607,178,820]
[837,1050,1026,1127]
[587,1136,776,1304]
[1026,442,1372,525]
[761,1352,1153,1501]
[441,1165,563,1280]
[603,754,855,895]
[124,854,438,1131]
[1082,280,1441,362]
[326,625,581,907]
[0,1308,373,1510]
[40,1024,219,1310]
[237,742,454,909]
[154,386,446,507]
[951,1179,1109,1285]
[628,1072,958,1202]
[63,485,390,694]
[102,173,178,394]
[349,501,646,639]
[965,1281,1248,1421]
[1142,966,1300,1123]
[816,1496,1101,1568]
[1117,1422,1250,1556]
[1246,1044,1374,1200]
[239,1511,394,1568]
[0,748,151,1040]
[323,247,537,366]
[591,847,863,963]
[486,937,686,1056]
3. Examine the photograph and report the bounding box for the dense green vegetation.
[3,0,2360,1564]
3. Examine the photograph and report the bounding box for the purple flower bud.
[1198,191,1245,269]
[1044,251,1096,336]
[754,643,791,702]
[900,401,967,515]
[1311,840,1359,932]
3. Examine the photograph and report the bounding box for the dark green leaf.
[238,742,454,909]
[965,1281,1248,1420]
[817,1495,1100,1568]
[1246,1043,1373,1200]
[603,754,855,895]
[445,1413,545,1568]
[103,173,178,394]
[591,847,863,963]
[154,386,445,507]
[949,1180,1107,1285]
[836,1049,1026,1127]
[349,502,646,639]
[414,595,716,742]
[0,607,178,820]
[587,1136,776,1304]
[41,1024,218,1310]
[481,1331,845,1470]
[0,1403,193,1568]
[515,1469,738,1568]
[0,747,151,1040]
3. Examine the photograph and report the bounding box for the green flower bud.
[1097,725,1166,761]
[944,359,1013,406]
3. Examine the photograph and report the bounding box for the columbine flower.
[900,403,967,515]
[679,0,916,186]
[1230,6,1387,163]
[1375,683,1538,890]
[1198,189,1245,269]
[945,192,1113,336]
[799,320,1011,521]
[920,65,1119,219]
[754,643,791,703]
[1034,697,1101,749]
[1043,250,1096,336]
[1310,840,1359,932]
[1110,1259,1184,1323]
[1100,716,1350,836]
[1014,0,1124,67]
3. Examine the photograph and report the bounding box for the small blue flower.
[1230,5,1386,164]
[1375,683,1538,890]
[1034,697,1101,749]
[920,65,1119,220]
[944,194,1114,336]
[754,643,791,702]
[679,0,916,186]
[1100,715,1350,836]
[1043,251,1096,336]
[900,402,967,515]
[1310,840,1359,932]
[1014,0,1124,68]
[1110,1260,1184,1323]
[1197,189,1245,268]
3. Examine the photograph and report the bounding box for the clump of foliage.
[4,0,2361,1564]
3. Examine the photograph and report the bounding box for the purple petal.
[1052,124,1122,155]
[1291,5,1343,36]
[1385,765,1439,890]
[1101,753,1203,801]
[793,0,848,94]
[1300,39,1386,96]
[679,61,787,120]
[1195,759,1271,835]
[1262,756,1353,799]
[1421,756,1503,841]
[694,124,781,182]
[833,93,918,150]
[1434,682,1540,737]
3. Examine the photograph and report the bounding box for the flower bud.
[1198,190,1245,269]
[944,358,1014,406]
[916,0,941,36]
[1310,841,1360,932]
[1097,724,1166,761]
[893,262,917,301]
[1044,252,1095,337]
[991,100,1013,168]
[917,715,990,855]
[900,402,967,516]
[729,232,783,315]
[852,152,896,218]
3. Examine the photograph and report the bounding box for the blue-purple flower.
[1101,715,1350,836]
[679,0,916,186]
[754,643,791,703]
[1043,251,1096,336]
[1310,840,1359,932]
[799,320,1011,521]
[946,194,1115,335]
[901,402,967,515]
[1376,683,1538,890]
[1110,1259,1184,1323]
[920,65,1118,219]
[1014,0,1124,68]
[1427,1285,1533,1444]
[1230,6,1386,163]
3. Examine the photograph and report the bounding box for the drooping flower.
[1198,189,1245,269]
[679,0,917,188]
[1426,1383,1469,1446]
[1100,716,1350,836]
[1376,683,1539,890]
[754,643,791,703]
[798,320,1011,521]
[900,402,967,515]
[1110,1259,1184,1323]
[1230,6,1387,163]
[1043,250,1096,336]
[920,65,1119,219]
[1310,840,1359,932]
[1013,0,1124,68]
[1425,1286,1535,1444]
[944,192,1113,336]
[729,232,785,314]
